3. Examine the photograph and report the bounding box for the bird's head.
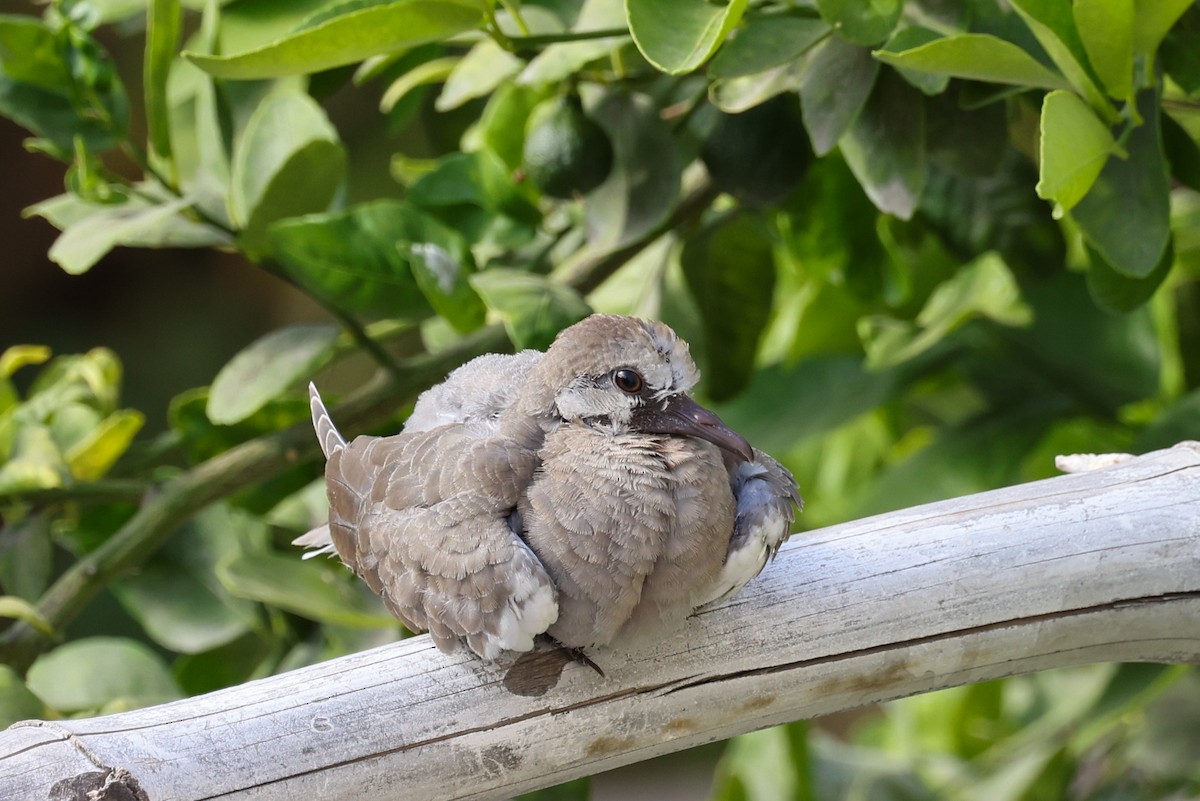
[514,315,753,461]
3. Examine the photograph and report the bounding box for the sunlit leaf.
[218,549,397,629]
[626,0,748,75]
[185,0,486,80]
[799,36,878,155]
[64,408,144,480]
[872,33,1071,90]
[708,14,830,79]
[1036,90,1115,216]
[0,596,53,636]
[207,324,340,425]
[27,637,182,714]
[469,270,590,350]
[817,0,901,46]
[229,91,346,255]
[1071,87,1170,277]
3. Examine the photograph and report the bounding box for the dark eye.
[612,368,644,394]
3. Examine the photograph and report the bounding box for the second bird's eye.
[613,368,644,394]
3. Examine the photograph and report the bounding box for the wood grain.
[3,442,1198,801]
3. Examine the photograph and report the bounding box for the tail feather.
[309,382,346,458]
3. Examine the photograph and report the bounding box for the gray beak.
[631,394,754,462]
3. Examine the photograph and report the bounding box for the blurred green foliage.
[1,0,1198,797]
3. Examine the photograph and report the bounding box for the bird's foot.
[543,635,605,677]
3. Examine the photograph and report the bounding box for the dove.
[295,314,800,662]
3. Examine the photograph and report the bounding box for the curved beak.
[631,394,753,462]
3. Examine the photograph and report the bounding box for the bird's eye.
[612,368,644,394]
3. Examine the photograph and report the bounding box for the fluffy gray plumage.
[296,315,800,660]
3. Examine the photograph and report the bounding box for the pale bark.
[3,442,1198,801]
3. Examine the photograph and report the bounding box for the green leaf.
[0,595,54,636]
[0,15,72,91]
[0,515,52,602]
[1035,90,1116,216]
[112,504,264,654]
[1136,386,1200,451]
[145,0,182,167]
[680,214,776,401]
[0,345,51,379]
[229,91,346,256]
[817,0,901,46]
[207,324,339,425]
[408,150,539,224]
[585,92,682,250]
[871,33,1071,90]
[1132,0,1193,56]
[798,36,878,155]
[839,69,925,220]
[626,0,748,75]
[186,0,485,80]
[708,14,830,79]
[518,0,628,86]
[708,59,807,114]
[380,55,458,112]
[0,425,69,494]
[1009,0,1110,113]
[269,200,435,319]
[1073,0,1133,99]
[64,408,144,480]
[469,270,591,350]
[218,549,397,628]
[1163,107,1200,192]
[436,39,522,111]
[404,236,487,333]
[877,26,949,95]
[472,82,546,170]
[1085,240,1173,313]
[0,665,45,728]
[860,252,1032,369]
[35,194,230,275]
[27,637,182,714]
[1071,87,1170,277]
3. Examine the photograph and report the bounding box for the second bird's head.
[517,315,753,462]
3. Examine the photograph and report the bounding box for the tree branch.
[3,442,1198,800]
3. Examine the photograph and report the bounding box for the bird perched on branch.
[295,315,800,663]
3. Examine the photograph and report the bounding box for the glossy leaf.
[404,238,487,333]
[1132,0,1193,56]
[872,33,1070,90]
[64,408,144,480]
[626,0,748,75]
[817,0,901,46]
[1009,0,1109,113]
[1071,87,1170,277]
[32,194,229,276]
[709,59,807,113]
[1073,0,1133,99]
[840,70,926,220]
[186,0,486,80]
[145,0,182,166]
[112,504,264,654]
[207,324,340,425]
[708,14,830,79]
[380,56,457,112]
[860,252,1032,369]
[27,637,182,713]
[1085,240,1173,314]
[0,666,45,729]
[680,213,776,400]
[437,39,522,111]
[799,36,878,155]
[877,26,949,95]
[585,92,682,250]
[218,549,397,629]
[269,200,436,319]
[1036,90,1115,216]
[469,270,591,350]
[229,91,346,255]
[518,0,628,86]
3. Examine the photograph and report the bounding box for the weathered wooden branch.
[3,442,1199,801]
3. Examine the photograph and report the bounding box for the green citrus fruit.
[523,94,614,199]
